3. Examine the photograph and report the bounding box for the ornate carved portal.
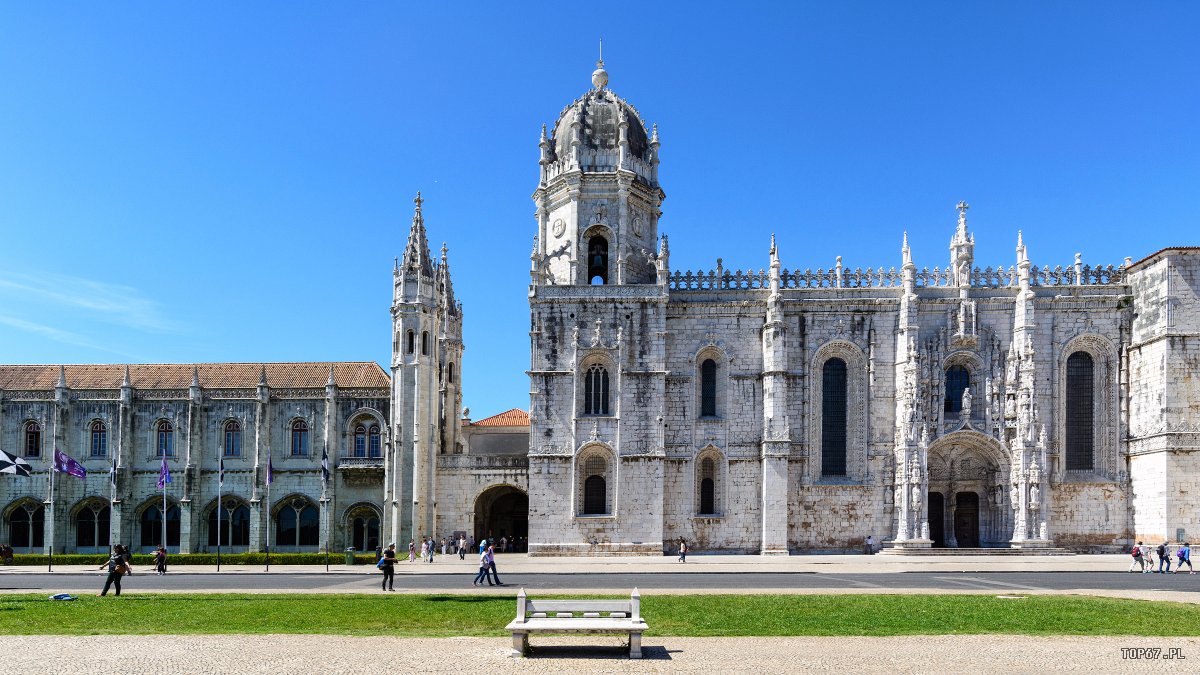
[924,432,1011,548]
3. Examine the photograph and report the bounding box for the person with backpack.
[97,545,128,597]
[1176,542,1194,574]
[472,545,492,586]
[378,544,397,591]
[1157,541,1172,573]
[1129,541,1145,572]
[154,546,168,575]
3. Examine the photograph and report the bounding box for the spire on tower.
[123,365,133,387]
[57,365,66,388]
[437,242,458,316]
[259,365,268,387]
[902,231,912,266]
[401,191,435,278]
[591,40,608,89]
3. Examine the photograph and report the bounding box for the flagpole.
[46,456,54,573]
[216,455,222,572]
[264,456,271,573]
[322,441,329,573]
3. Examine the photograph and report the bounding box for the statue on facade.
[1010,483,1020,508]
[961,387,972,419]
[1029,483,1040,507]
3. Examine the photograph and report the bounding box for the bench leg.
[629,632,642,659]
[511,632,528,657]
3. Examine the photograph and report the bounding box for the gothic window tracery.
[353,424,367,457]
[700,359,717,417]
[583,364,610,416]
[140,503,181,547]
[224,420,242,457]
[156,420,174,458]
[208,501,250,547]
[1066,351,1095,471]
[369,424,381,458]
[944,365,970,414]
[8,502,45,549]
[275,497,319,548]
[24,421,41,458]
[89,420,107,458]
[582,454,608,515]
[291,420,309,456]
[75,503,110,549]
[822,358,848,477]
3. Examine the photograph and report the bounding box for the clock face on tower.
[552,218,565,238]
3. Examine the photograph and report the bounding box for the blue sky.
[1,4,1196,418]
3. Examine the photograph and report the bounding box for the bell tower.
[531,57,665,287]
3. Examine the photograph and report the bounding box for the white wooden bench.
[505,587,648,658]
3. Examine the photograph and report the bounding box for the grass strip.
[0,593,1192,637]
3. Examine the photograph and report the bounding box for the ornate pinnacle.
[770,233,777,257]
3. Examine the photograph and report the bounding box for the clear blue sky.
[1,4,1196,418]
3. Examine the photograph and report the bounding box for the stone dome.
[551,86,650,162]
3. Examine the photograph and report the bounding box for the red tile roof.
[0,362,390,390]
[469,408,529,427]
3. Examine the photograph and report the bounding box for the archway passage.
[928,492,945,548]
[474,485,528,552]
[954,491,980,548]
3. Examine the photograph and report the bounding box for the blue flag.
[156,456,172,490]
[54,449,87,479]
[266,455,273,486]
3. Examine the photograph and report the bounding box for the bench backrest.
[513,588,641,623]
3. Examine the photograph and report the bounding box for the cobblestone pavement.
[9,635,1199,673]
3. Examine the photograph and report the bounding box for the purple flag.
[156,456,172,490]
[266,455,274,486]
[53,449,87,479]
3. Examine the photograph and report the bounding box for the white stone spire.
[401,191,435,278]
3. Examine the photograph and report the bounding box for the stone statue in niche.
[1010,483,1020,508]
[911,485,922,512]
[1029,483,1040,507]
[961,387,972,419]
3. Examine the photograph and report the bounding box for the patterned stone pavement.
[9,635,1199,674]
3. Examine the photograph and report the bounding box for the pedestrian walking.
[154,546,168,575]
[458,535,467,560]
[486,543,504,585]
[1158,541,1172,573]
[473,545,492,586]
[380,543,398,591]
[1129,541,1145,572]
[441,538,447,556]
[419,538,428,563]
[120,544,134,575]
[677,537,688,563]
[97,545,127,597]
[1142,542,1155,573]
[1176,542,1194,574]
[408,539,416,563]
[426,537,435,563]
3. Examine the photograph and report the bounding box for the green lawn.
[0,593,1193,637]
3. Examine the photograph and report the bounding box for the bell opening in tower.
[588,236,609,285]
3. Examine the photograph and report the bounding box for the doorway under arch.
[926,431,1011,548]
[473,485,528,551]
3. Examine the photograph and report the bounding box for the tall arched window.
[24,421,41,458]
[353,424,367,457]
[821,358,848,477]
[140,504,181,547]
[76,504,111,549]
[584,364,610,416]
[700,359,717,417]
[156,421,174,457]
[224,420,242,457]
[582,455,607,514]
[588,236,609,285]
[208,503,250,547]
[406,330,415,354]
[369,424,382,458]
[1066,351,1095,471]
[448,362,455,384]
[276,499,319,548]
[352,514,380,551]
[944,365,970,414]
[89,420,107,458]
[291,420,309,456]
[700,457,716,514]
[422,331,430,356]
[9,503,45,549]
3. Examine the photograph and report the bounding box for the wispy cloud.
[0,315,141,358]
[0,271,178,333]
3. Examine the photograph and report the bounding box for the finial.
[540,123,547,141]
[770,233,777,257]
[591,42,608,89]
[393,256,399,274]
[441,242,449,260]
[956,200,969,218]
[651,123,659,143]
[122,364,132,387]
[327,364,336,387]
[57,364,66,388]
[259,365,268,387]
[414,191,423,213]
[190,366,198,388]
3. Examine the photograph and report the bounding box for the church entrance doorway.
[473,485,528,552]
[928,492,945,547]
[953,491,980,548]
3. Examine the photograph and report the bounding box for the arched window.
[422,331,430,356]
[448,362,455,384]
[140,504,181,548]
[369,424,382,458]
[588,236,609,285]
[944,365,970,414]
[700,457,716,514]
[700,359,717,417]
[584,364,610,416]
[406,330,415,354]
[89,420,107,458]
[1066,351,1095,471]
[76,505,111,549]
[352,514,380,551]
[224,420,242,457]
[276,499,319,548]
[353,424,367,457]
[208,503,250,547]
[582,455,607,515]
[9,503,45,549]
[24,421,41,458]
[156,420,174,457]
[821,358,848,477]
[291,420,309,456]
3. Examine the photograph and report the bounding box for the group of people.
[96,544,170,596]
[472,539,503,586]
[1129,541,1194,573]
[376,537,506,590]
